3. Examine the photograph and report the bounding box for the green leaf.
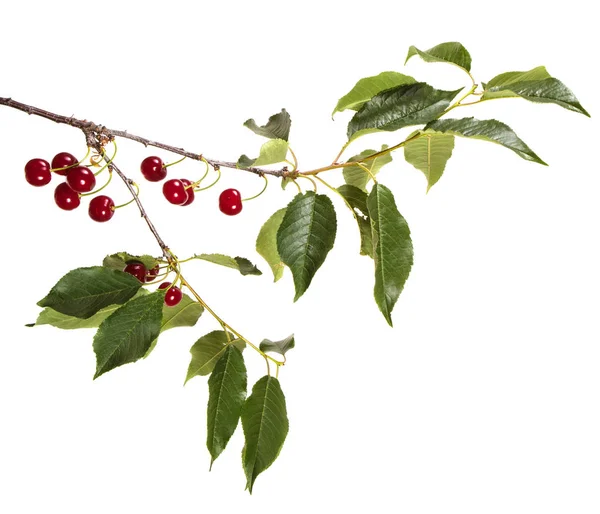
[102,252,159,272]
[368,184,413,326]
[144,293,204,358]
[238,139,289,168]
[404,130,455,191]
[342,145,393,191]
[37,266,143,319]
[259,334,295,356]
[185,331,245,383]
[93,291,164,379]
[337,185,373,258]
[241,376,289,494]
[332,71,417,116]
[193,253,262,276]
[30,289,149,330]
[482,67,589,116]
[424,117,547,165]
[207,345,247,468]
[277,192,337,301]
[405,42,472,72]
[347,83,461,141]
[243,109,291,141]
[256,208,287,282]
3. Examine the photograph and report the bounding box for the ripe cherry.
[66,166,96,193]
[141,156,167,182]
[54,182,80,210]
[180,178,195,206]
[51,152,78,176]
[219,188,243,216]
[163,179,188,205]
[25,158,51,186]
[146,265,160,282]
[159,281,183,307]
[89,195,115,222]
[124,262,147,282]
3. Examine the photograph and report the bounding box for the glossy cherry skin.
[219,188,243,215]
[158,282,171,290]
[51,152,78,176]
[163,179,188,205]
[66,166,96,193]
[89,195,115,222]
[141,156,167,182]
[145,265,160,282]
[180,178,195,206]
[124,262,147,282]
[54,182,80,210]
[164,286,183,306]
[25,158,52,186]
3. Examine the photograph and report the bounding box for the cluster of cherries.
[123,260,183,307]
[24,152,116,222]
[140,156,243,216]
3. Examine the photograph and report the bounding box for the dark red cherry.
[51,152,78,176]
[25,158,51,186]
[163,179,188,205]
[54,182,80,210]
[141,156,167,182]
[66,166,96,193]
[164,286,183,307]
[219,188,242,216]
[145,265,160,282]
[158,282,171,290]
[124,262,147,282]
[89,195,115,222]
[180,178,195,206]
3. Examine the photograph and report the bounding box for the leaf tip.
[25,322,35,328]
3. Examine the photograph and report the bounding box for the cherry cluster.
[24,152,115,222]
[122,260,182,307]
[140,156,243,215]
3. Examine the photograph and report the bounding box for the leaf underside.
[259,334,295,356]
[404,130,455,191]
[194,253,262,276]
[343,145,393,192]
[186,330,245,383]
[238,139,289,168]
[256,208,287,282]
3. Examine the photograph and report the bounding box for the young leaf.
[332,71,416,116]
[93,291,164,379]
[207,345,247,468]
[482,68,590,116]
[277,192,337,301]
[404,130,455,191]
[30,289,149,330]
[424,117,547,165]
[256,208,287,282]
[102,252,160,272]
[185,331,245,383]
[405,42,472,73]
[337,185,373,258]
[347,83,462,141]
[342,145,393,192]
[241,376,289,494]
[368,184,413,326]
[37,266,143,319]
[259,334,295,356]
[144,293,204,358]
[237,139,289,168]
[193,253,262,276]
[243,109,291,141]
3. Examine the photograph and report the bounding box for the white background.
[1,1,599,512]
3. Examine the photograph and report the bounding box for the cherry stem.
[113,181,139,209]
[164,155,186,168]
[189,157,210,189]
[196,166,221,191]
[242,175,268,201]
[93,141,118,176]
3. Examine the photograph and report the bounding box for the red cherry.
[158,282,171,289]
[54,182,80,210]
[146,265,160,282]
[180,178,195,206]
[163,179,188,205]
[124,262,147,282]
[164,286,183,307]
[25,158,51,186]
[66,166,96,193]
[219,188,243,216]
[51,152,78,176]
[89,195,115,222]
[141,156,167,182]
